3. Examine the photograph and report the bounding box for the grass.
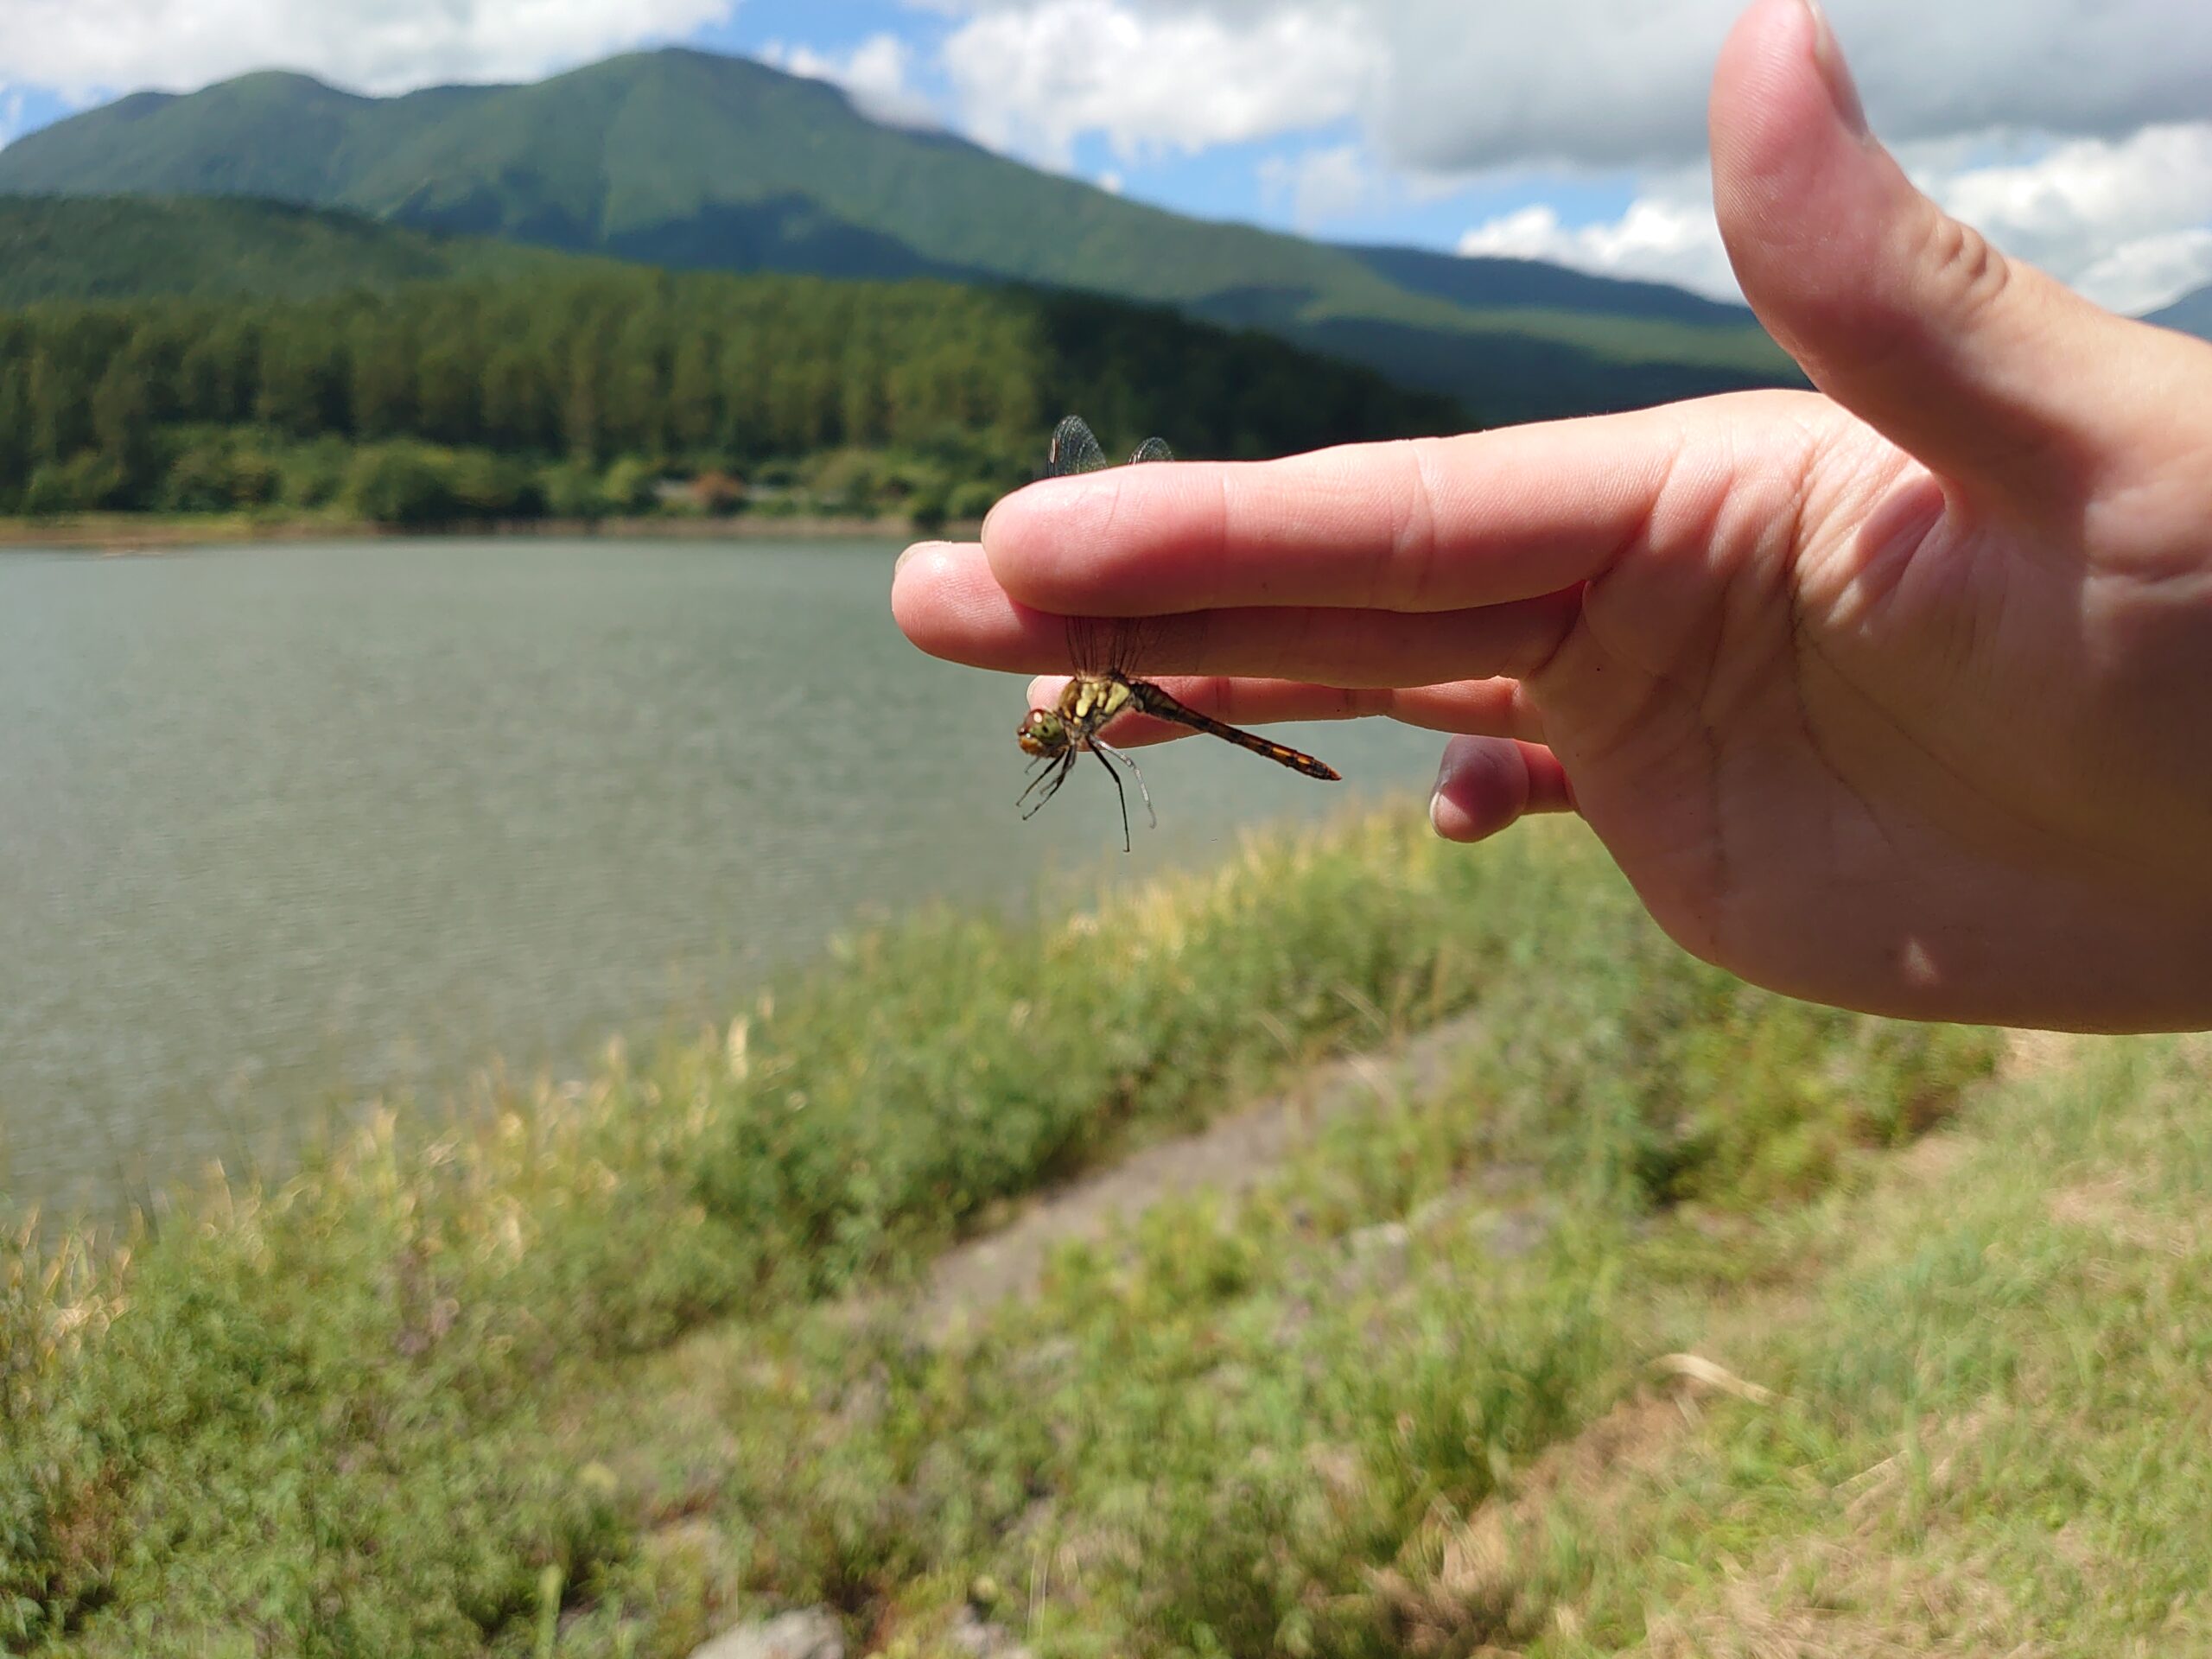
[10,810,2197,1656]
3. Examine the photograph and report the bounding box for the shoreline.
[0,511,973,551]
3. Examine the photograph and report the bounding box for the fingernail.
[1427,752,1455,833]
[1800,0,1869,138]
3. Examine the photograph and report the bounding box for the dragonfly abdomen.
[1126,681,1341,780]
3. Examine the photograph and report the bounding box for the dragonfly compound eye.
[1018,710,1065,755]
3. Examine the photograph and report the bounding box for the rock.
[950,1604,1033,1659]
[1485,1205,1553,1258]
[690,1608,844,1659]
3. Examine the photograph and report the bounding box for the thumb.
[1710,0,2161,511]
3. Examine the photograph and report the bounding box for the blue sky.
[2,0,2208,311]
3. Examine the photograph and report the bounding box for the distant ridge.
[0,48,1800,421]
[2145,282,2212,341]
[0,194,581,306]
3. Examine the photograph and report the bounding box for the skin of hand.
[892,0,2212,1033]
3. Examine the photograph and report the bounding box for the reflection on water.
[0,539,1446,1210]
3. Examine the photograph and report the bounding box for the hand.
[893,0,2212,1033]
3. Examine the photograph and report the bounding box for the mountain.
[0,194,582,307]
[0,50,1797,422]
[2145,283,2212,341]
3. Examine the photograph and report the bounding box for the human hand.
[893,0,2212,1033]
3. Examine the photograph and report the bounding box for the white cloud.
[1917,124,2212,314]
[0,0,733,100]
[1458,187,1735,298]
[918,0,2212,309]
[938,0,1377,167]
[1258,142,1383,230]
[760,33,941,130]
[1454,124,2212,315]
[0,92,26,150]
[2076,229,2212,318]
[924,1,2212,174]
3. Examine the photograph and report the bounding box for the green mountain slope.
[2145,283,2212,340]
[0,194,579,306]
[0,51,1798,420]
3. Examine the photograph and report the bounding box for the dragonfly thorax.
[1018,674,1137,759]
[1061,672,1135,732]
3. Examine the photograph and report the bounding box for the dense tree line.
[0,267,1456,519]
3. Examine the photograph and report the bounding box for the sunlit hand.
[893,0,2212,1033]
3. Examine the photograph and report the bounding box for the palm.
[1541,392,2207,1023]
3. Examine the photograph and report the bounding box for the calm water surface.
[0,539,1445,1210]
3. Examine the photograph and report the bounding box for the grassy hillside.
[0,194,580,307]
[0,52,1800,420]
[1,812,2041,1656]
[19,812,2196,1656]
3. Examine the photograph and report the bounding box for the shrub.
[948,480,1000,522]
[599,457,660,517]
[446,450,543,520]
[280,437,353,509]
[160,444,282,512]
[541,461,607,520]
[906,483,950,534]
[21,454,124,515]
[343,442,458,527]
[159,444,237,512]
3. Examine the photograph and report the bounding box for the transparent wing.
[1065,612,1160,678]
[1048,416,1171,675]
[1047,415,1111,478]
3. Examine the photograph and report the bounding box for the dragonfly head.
[1018,708,1069,756]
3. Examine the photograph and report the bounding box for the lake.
[0,538,1447,1212]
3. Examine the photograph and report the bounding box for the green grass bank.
[18,810,2189,1657]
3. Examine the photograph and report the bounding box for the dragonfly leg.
[1019,753,1077,820]
[1093,740,1156,830]
[1090,748,1135,853]
[1016,753,1060,810]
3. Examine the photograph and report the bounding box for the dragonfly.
[1017,415,1341,851]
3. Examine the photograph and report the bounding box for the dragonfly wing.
[1048,416,1112,478]
[1065,613,1116,676]
[1046,419,1171,673]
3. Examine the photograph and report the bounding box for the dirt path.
[918,1013,1486,1331]
[914,1020,2078,1335]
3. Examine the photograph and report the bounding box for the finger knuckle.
[1918,211,2012,326]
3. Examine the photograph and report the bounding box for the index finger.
[982,403,1694,616]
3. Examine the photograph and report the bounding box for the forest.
[0,264,1458,525]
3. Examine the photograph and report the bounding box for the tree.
[0,359,29,501]
[416,339,481,446]
[350,309,416,437]
[91,356,156,503]
[668,333,719,455]
[563,333,603,461]
[481,344,551,452]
